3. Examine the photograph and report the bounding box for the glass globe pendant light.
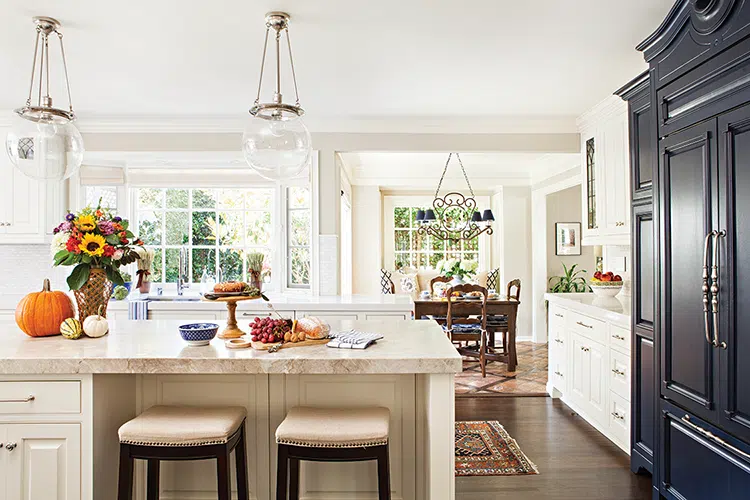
[6,17,83,182]
[243,12,311,181]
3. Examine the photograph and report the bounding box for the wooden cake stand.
[200,295,261,339]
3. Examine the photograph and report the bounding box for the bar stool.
[117,405,249,500]
[275,406,391,500]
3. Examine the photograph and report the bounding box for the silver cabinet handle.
[681,415,750,461]
[554,338,564,344]
[711,230,726,349]
[554,371,563,377]
[580,346,590,352]
[612,334,626,341]
[576,321,593,329]
[0,395,35,403]
[611,411,625,421]
[612,368,626,376]
[702,231,715,346]
[554,313,564,318]
[5,442,16,451]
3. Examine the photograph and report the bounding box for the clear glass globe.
[5,113,84,181]
[242,113,311,181]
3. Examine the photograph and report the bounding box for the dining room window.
[135,187,274,285]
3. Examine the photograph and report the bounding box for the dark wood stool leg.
[276,444,289,500]
[377,445,391,500]
[146,459,160,500]
[117,444,134,500]
[216,447,232,500]
[235,423,250,500]
[289,457,300,500]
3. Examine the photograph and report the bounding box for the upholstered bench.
[275,406,391,500]
[117,405,249,500]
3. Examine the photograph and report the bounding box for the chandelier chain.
[434,152,475,198]
[285,27,301,106]
[25,30,41,107]
[37,32,45,107]
[57,32,74,113]
[254,27,271,105]
[275,30,281,97]
[44,33,50,100]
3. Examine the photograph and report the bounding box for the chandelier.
[6,16,84,181]
[243,12,311,181]
[416,153,495,242]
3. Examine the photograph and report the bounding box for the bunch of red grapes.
[250,317,292,343]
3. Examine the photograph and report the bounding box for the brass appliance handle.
[702,231,716,346]
[711,231,727,349]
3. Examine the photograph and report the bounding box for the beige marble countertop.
[545,292,631,327]
[0,319,461,375]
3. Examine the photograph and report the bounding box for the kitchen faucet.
[177,246,189,296]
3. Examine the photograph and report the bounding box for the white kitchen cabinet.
[548,305,567,394]
[5,423,81,500]
[569,332,608,425]
[577,96,631,246]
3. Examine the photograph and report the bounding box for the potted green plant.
[120,270,132,293]
[548,263,591,293]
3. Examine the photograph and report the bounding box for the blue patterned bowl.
[178,323,219,346]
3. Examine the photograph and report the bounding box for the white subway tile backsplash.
[0,245,70,295]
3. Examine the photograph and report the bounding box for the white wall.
[498,187,533,340]
[546,185,596,283]
[352,185,383,295]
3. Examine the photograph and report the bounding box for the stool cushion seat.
[276,406,390,448]
[118,405,246,447]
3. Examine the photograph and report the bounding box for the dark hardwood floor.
[456,397,652,500]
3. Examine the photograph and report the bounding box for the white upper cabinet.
[578,96,631,246]
[0,126,67,244]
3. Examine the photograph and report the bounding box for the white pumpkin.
[83,307,109,338]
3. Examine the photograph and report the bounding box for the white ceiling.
[339,151,580,188]
[0,0,674,132]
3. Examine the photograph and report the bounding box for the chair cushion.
[443,323,483,334]
[276,406,390,448]
[118,405,246,447]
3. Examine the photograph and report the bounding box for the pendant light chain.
[57,33,74,113]
[254,27,271,105]
[433,152,476,198]
[284,27,301,106]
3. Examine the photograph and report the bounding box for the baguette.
[294,316,330,340]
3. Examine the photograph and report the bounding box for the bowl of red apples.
[590,271,623,297]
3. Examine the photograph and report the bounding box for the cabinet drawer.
[609,324,631,353]
[609,349,630,402]
[567,311,606,344]
[548,304,566,331]
[609,391,630,447]
[661,402,750,500]
[363,313,409,320]
[0,381,81,414]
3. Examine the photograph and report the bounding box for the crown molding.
[576,94,628,131]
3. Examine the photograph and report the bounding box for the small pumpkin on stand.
[15,279,75,337]
[83,306,109,338]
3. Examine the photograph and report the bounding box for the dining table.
[413,296,520,371]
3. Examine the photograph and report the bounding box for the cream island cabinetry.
[546,293,631,452]
[0,318,459,500]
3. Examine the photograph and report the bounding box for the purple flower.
[98,220,116,236]
[65,213,75,222]
[53,221,73,234]
[113,216,122,223]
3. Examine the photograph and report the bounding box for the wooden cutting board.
[251,338,330,350]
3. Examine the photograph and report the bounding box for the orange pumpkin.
[15,279,76,337]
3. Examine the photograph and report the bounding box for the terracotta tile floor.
[455,342,548,397]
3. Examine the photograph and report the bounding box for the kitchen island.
[0,318,459,500]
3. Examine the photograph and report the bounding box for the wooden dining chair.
[429,275,452,296]
[487,279,521,366]
[444,284,490,377]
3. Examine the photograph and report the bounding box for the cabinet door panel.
[570,333,589,406]
[6,423,81,500]
[633,203,655,331]
[659,120,719,422]
[588,341,608,424]
[5,166,41,236]
[602,112,630,233]
[632,335,655,472]
[630,88,655,198]
[718,104,750,443]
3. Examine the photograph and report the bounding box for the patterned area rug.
[455,420,539,476]
[455,341,548,396]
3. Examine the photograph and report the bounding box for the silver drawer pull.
[611,411,625,421]
[580,346,590,352]
[611,368,626,376]
[612,334,626,341]
[5,442,17,451]
[0,395,35,403]
[576,321,593,329]
[554,313,564,318]
[681,415,750,461]
[554,371,563,377]
[555,338,564,344]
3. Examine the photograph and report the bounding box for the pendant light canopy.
[243,12,311,181]
[6,17,83,181]
[416,153,494,243]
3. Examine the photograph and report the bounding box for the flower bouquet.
[436,258,478,282]
[50,205,142,319]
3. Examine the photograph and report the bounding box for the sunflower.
[76,215,97,232]
[79,233,106,257]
